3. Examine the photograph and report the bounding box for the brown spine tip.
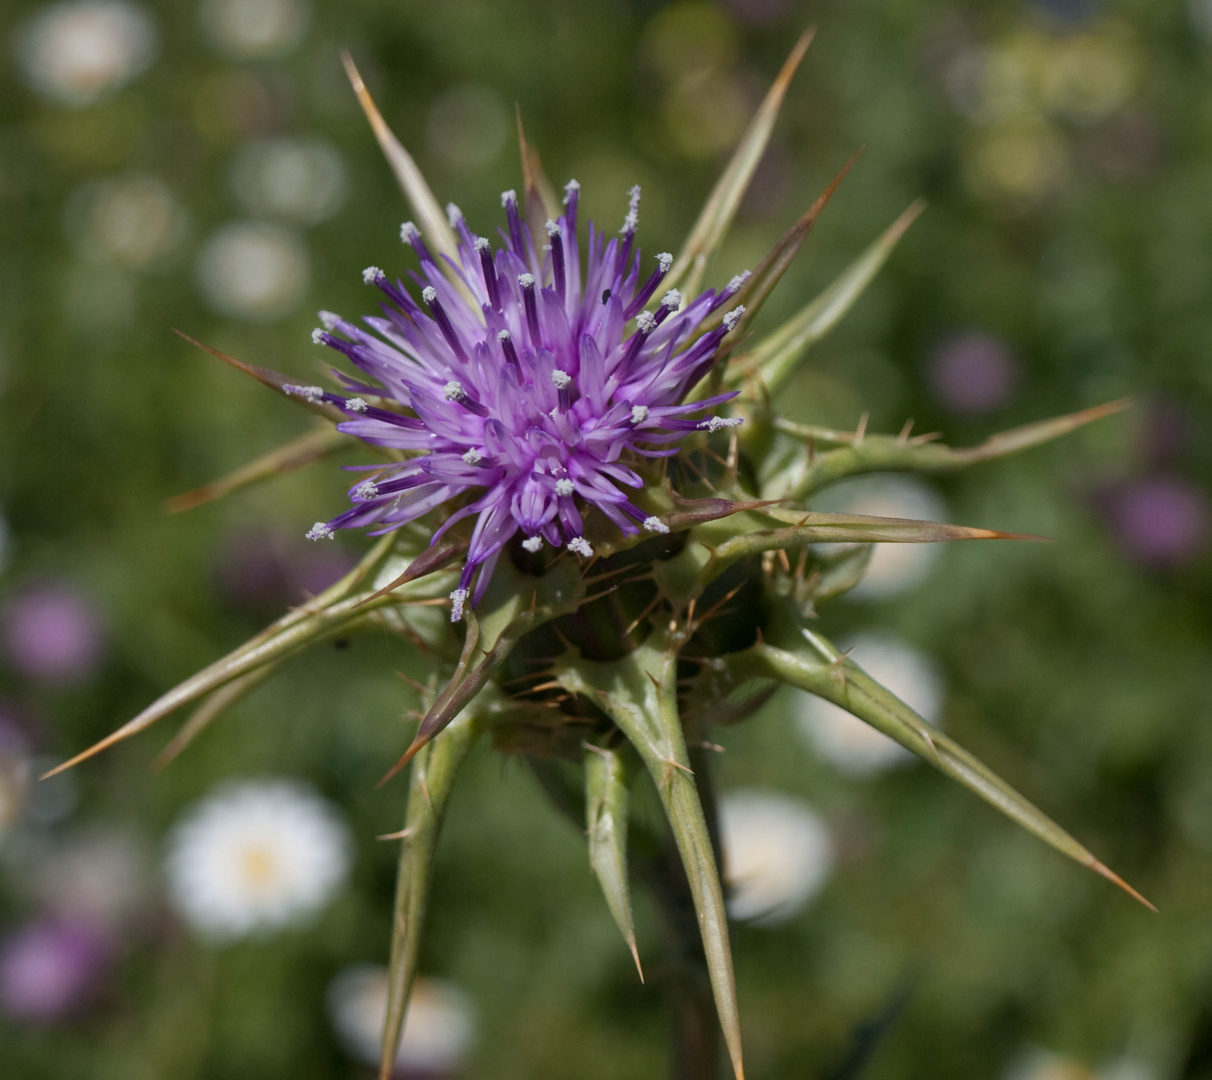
[773,27,816,93]
[38,727,133,779]
[1089,858,1158,913]
[376,737,425,788]
[629,939,645,984]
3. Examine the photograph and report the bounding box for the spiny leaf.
[173,330,347,423]
[730,199,925,393]
[585,743,642,980]
[555,631,745,1080]
[39,534,423,778]
[340,50,460,267]
[747,509,1048,545]
[155,664,276,770]
[777,399,1133,500]
[744,627,1155,912]
[668,28,814,298]
[167,425,352,513]
[380,708,483,1080]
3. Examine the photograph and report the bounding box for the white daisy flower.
[1003,1046,1154,1080]
[165,778,352,940]
[718,789,834,925]
[15,0,158,107]
[327,965,477,1074]
[794,633,945,776]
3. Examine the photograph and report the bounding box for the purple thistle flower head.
[309,183,746,618]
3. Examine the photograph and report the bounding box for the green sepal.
[652,508,1038,608]
[167,425,355,514]
[585,742,643,980]
[154,664,277,770]
[173,330,349,423]
[775,399,1132,501]
[379,705,484,1080]
[340,51,462,271]
[43,532,453,778]
[554,628,745,1080]
[722,623,1154,911]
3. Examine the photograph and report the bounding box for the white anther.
[621,184,641,234]
[631,405,649,424]
[354,480,379,500]
[344,397,368,413]
[442,381,465,401]
[311,328,325,344]
[657,252,673,272]
[567,537,594,558]
[545,219,561,237]
[522,535,543,552]
[475,236,491,252]
[400,221,420,242]
[496,329,511,342]
[318,310,340,329]
[555,479,574,497]
[306,521,334,541]
[661,288,682,310]
[462,448,483,465]
[697,416,744,432]
[363,266,384,284]
[723,305,746,332]
[449,588,469,622]
[285,384,324,402]
[446,203,463,226]
[501,189,517,206]
[518,272,535,288]
[726,270,751,295]
[562,179,580,202]
[422,285,438,304]
[551,370,572,389]
[636,311,657,334]
[643,516,670,534]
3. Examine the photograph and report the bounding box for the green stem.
[637,829,723,1080]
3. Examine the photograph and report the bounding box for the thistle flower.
[308,188,746,618]
[48,35,1152,1080]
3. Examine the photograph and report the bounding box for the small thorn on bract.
[629,939,645,983]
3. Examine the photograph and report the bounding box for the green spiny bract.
[48,35,1148,1080]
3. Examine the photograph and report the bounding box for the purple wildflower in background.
[1105,475,1209,567]
[0,919,111,1024]
[926,331,1019,417]
[304,183,747,619]
[1,583,105,683]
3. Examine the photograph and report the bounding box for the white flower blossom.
[165,779,352,940]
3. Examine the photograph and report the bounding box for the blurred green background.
[1,0,1211,1077]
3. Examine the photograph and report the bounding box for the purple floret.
[309,183,746,619]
